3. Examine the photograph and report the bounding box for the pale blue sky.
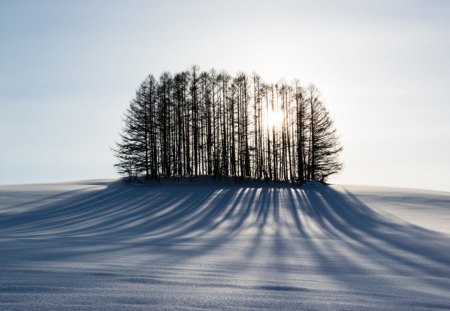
[1,0,449,191]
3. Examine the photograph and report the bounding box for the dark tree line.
[115,66,342,183]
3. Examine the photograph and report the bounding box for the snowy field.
[0,180,449,310]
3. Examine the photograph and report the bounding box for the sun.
[263,108,284,129]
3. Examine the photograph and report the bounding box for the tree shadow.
[284,185,450,299]
[1,181,449,304]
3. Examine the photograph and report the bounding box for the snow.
[0,180,449,310]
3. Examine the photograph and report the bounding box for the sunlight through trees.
[114,67,342,183]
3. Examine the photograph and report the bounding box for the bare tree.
[306,85,343,182]
[115,68,343,184]
[114,75,158,180]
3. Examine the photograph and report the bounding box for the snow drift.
[0,180,449,310]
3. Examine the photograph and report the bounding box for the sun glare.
[263,109,284,129]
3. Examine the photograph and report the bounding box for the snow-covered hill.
[0,180,449,310]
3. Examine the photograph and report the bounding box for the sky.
[1,0,450,191]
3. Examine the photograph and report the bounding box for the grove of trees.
[115,66,342,183]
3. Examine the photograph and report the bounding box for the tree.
[294,81,307,183]
[114,75,157,180]
[114,67,343,184]
[306,85,343,182]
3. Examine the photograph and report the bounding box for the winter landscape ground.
[0,179,449,310]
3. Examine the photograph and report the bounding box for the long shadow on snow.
[300,186,450,268]
[1,181,449,290]
[0,182,259,263]
[283,185,450,298]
